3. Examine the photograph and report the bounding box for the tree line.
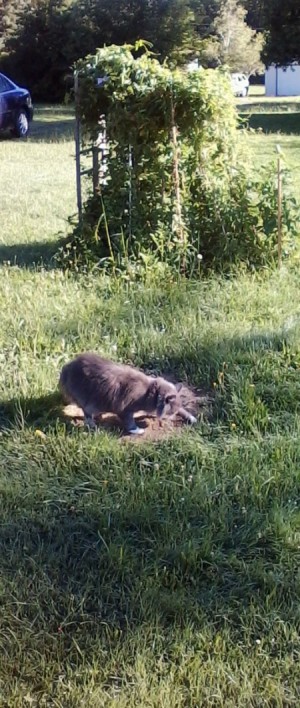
[0,0,299,100]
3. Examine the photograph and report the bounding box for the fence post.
[92,144,99,195]
[170,92,186,272]
[128,144,133,240]
[74,70,82,218]
[277,147,282,269]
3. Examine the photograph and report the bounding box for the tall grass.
[0,103,299,706]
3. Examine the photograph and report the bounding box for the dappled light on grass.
[0,267,300,703]
[0,421,300,705]
[28,106,75,143]
[0,105,76,253]
[0,103,300,705]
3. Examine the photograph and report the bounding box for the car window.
[0,75,14,93]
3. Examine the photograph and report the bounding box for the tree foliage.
[243,0,266,31]
[0,0,31,52]
[2,0,75,99]
[2,0,202,99]
[243,0,300,66]
[2,0,299,100]
[202,0,264,76]
[189,0,221,36]
[262,0,300,66]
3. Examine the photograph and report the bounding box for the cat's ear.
[175,382,183,392]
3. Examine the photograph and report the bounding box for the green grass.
[0,105,76,265]
[237,92,300,196]
[0,101,300,706]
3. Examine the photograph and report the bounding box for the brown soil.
[61,378,213,443]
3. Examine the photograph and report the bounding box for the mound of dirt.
[62,378,213,442]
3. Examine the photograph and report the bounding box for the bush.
[187,163,299,270]
[57,43,300,275]
[57,164,299,274]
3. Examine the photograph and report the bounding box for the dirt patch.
[61,378,213,442]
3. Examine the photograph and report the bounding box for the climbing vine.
[58,42,299,273]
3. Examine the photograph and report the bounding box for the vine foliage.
[59,42,299,273]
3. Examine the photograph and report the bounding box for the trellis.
[74,72,109,216]
[73,67,192,248]
[71,43,240,267]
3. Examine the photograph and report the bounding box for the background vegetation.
[0,91,299,705]
[1,0,300,100]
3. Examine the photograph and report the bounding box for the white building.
[265,64,300,97]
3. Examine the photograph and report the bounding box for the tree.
[243,0,266,31]
[0,0,31,52]
[262,0,300,66]
[2,0,202,99]
[201,0,264,76]
[69,0,201,66]
[2,0,77,99]
[189,0,221,37]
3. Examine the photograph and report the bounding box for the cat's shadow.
[66,404,149,436]
[0,367,212,441]
[0,385,211,441]
[0,393,169,439]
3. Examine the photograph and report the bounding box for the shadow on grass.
[28,117,75,143]
[0,330,299,694]
[0,391,149,438]
[29,106,75,142]
[239,111,300,134]
[239,100,300,113]
[1,329,299,437]
[0,391,63,430]
[140,328,291,380]
[136,329,300,433]
[0,235,70,269]
[0,379,210,440]
[0,476,298,658]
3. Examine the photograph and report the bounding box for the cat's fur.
[59,352,196,434]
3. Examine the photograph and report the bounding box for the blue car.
[0,72,33,138]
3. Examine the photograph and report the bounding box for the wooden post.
[92,144,99,195]
[74,70,82,218]
[128,144,133,240]
[170,92,186,272]
[97,114,108,189]
[277,153,282,269]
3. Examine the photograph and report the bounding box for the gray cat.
[59,352,197,435]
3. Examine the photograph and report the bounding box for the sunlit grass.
[0,105,76,252]
[238,92,300,195]
[0,100,299,706]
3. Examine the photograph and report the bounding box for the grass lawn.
[0,100,299,706]
[238,89,300,194]
[0,105,76,265]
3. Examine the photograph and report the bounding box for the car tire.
[13,109,29,138]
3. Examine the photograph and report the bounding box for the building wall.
[265,64,300,96]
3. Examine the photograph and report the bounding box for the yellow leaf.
[35,430,47,440]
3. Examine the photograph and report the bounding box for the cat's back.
[59,352,151,413]
[61,352,118,383]
[60,352,149,389]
